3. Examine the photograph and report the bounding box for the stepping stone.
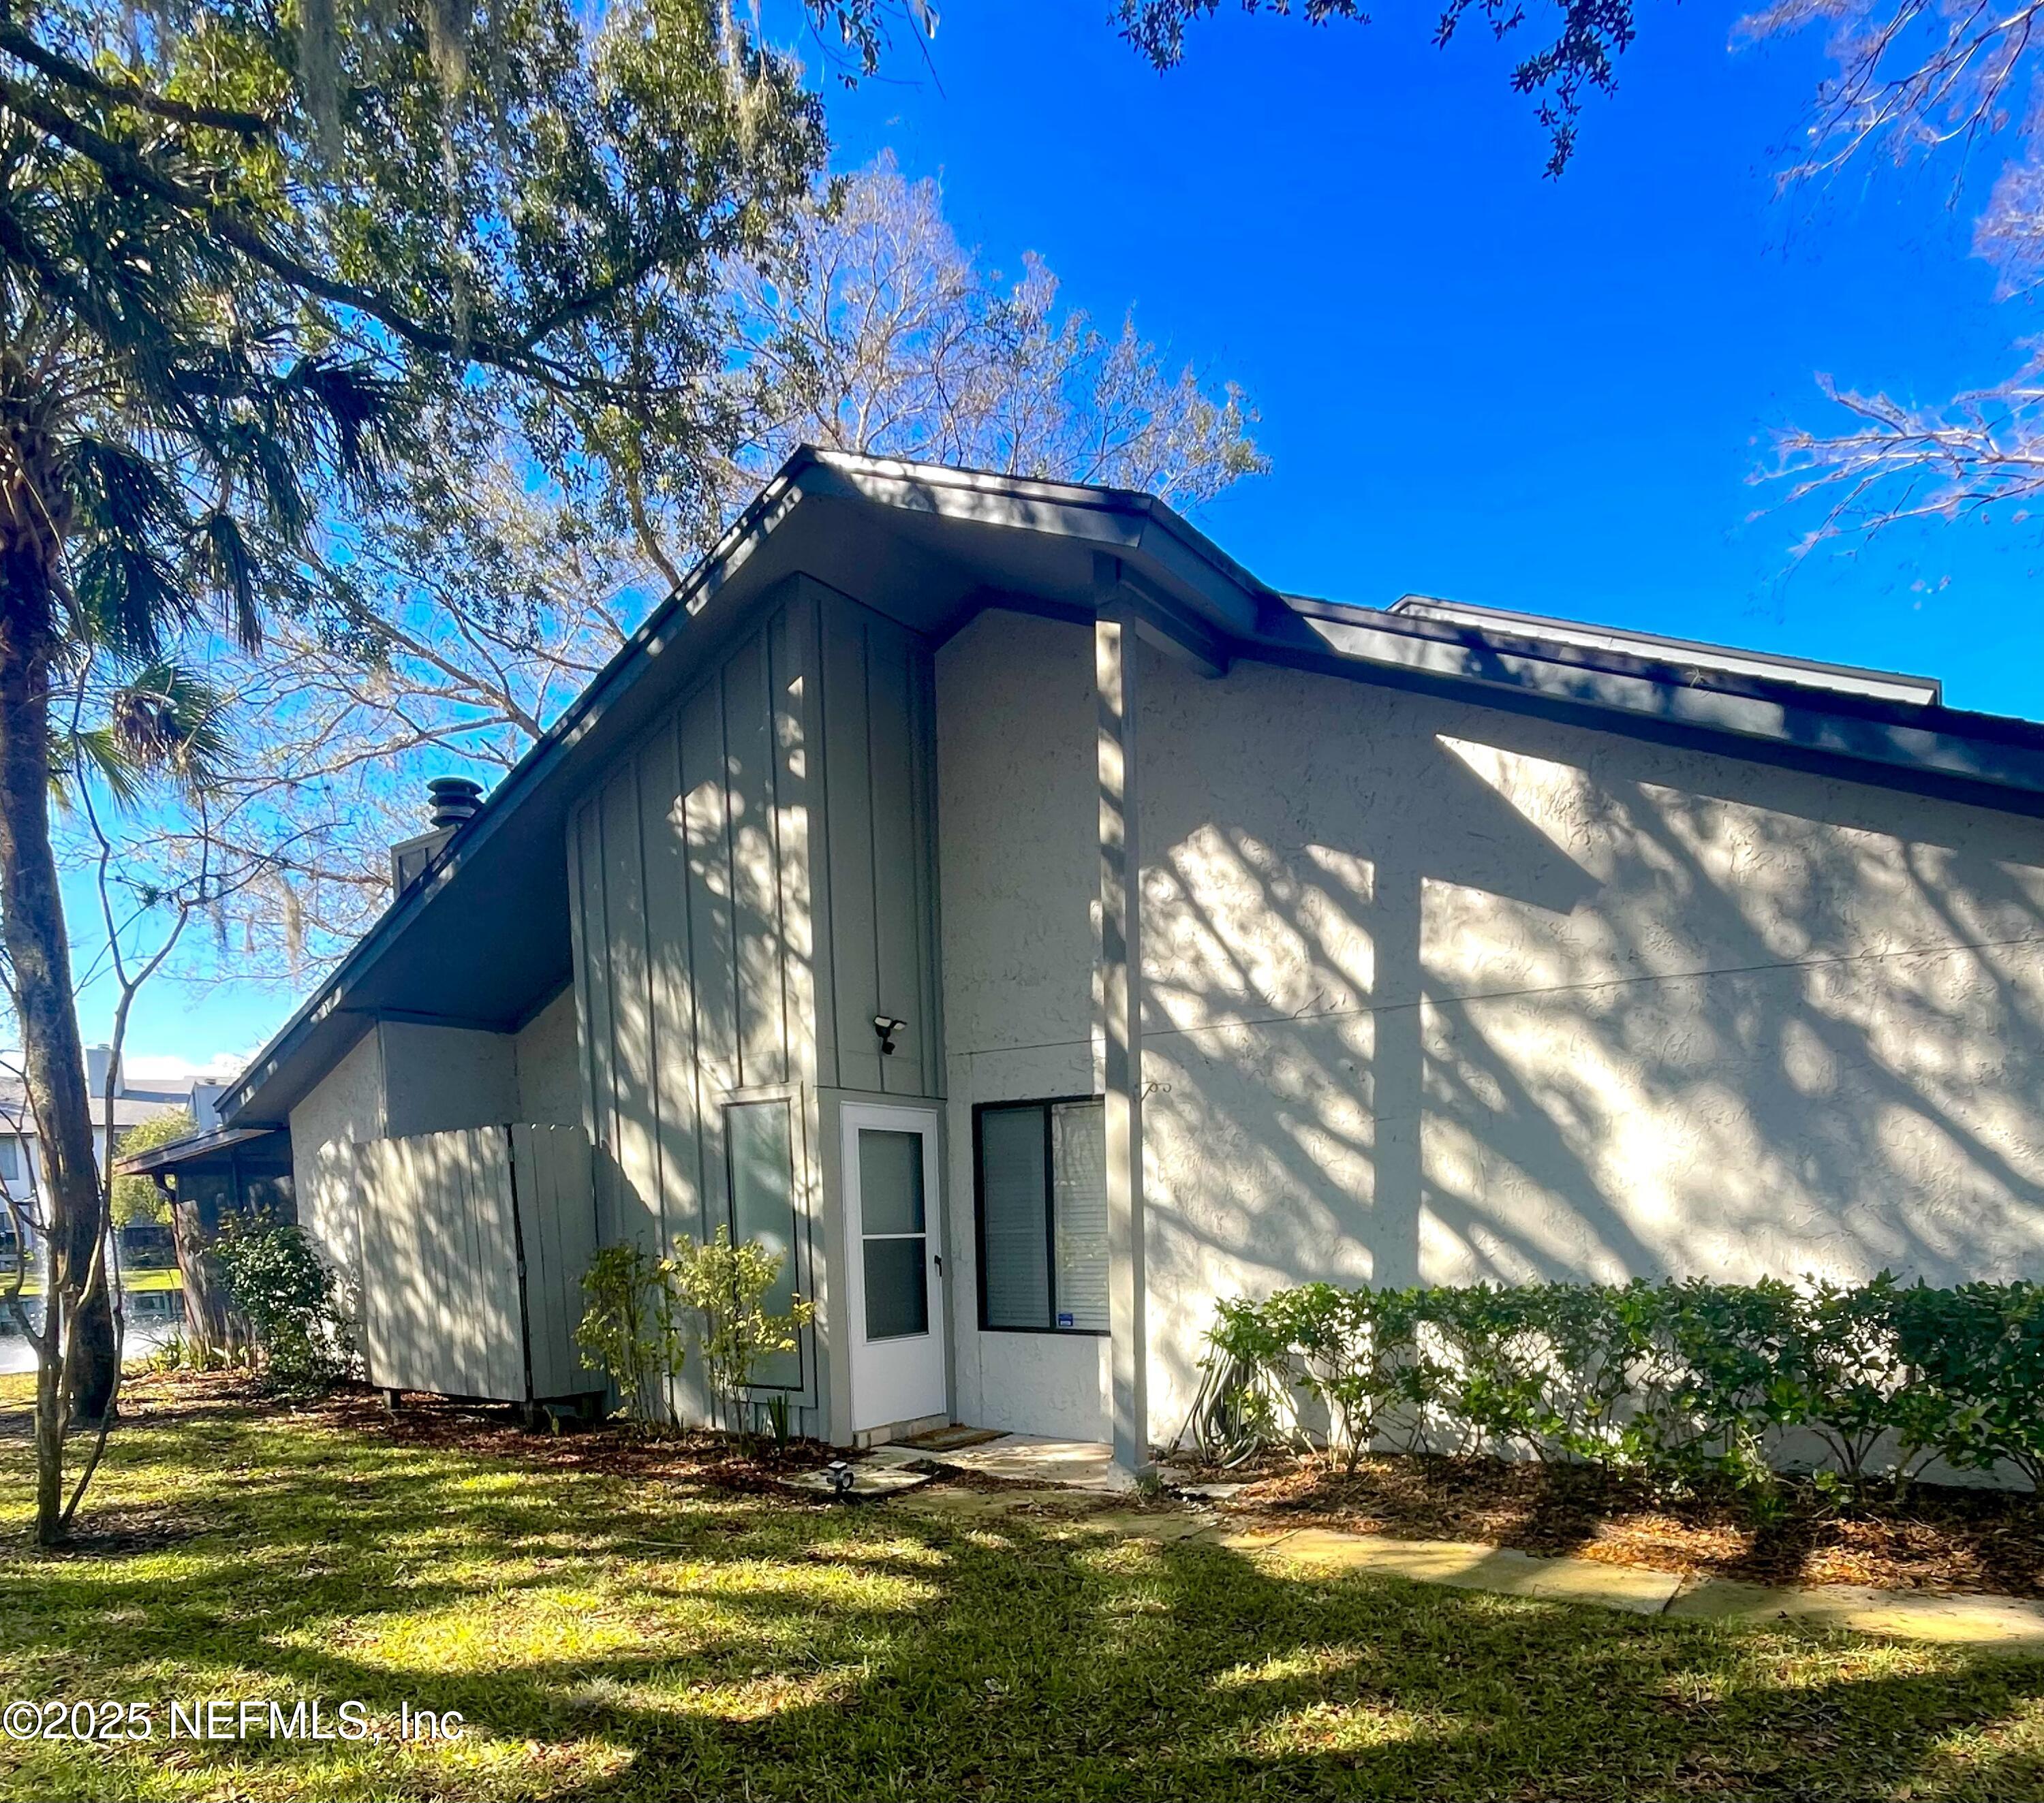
[775,1465,931,1499]
[1053,1509,1215,1543]
[1251,1528,1684,1616]
[1667,1578,2044,1649]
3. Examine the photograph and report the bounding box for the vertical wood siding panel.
[574,802,620,1240]
[801,591,840,1090]
[910,644,944,1100]
[681,674,737,1233]
[867,629,925,1097]
[771,603,819,1088]
[823,607,883,1093]
[726,625,788,1088]
[602,766,660,1249]
[634,723,683,1242]
[639,717,702,1244]
[565,804,600,1148]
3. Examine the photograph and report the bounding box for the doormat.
[895,1425,1007,1452]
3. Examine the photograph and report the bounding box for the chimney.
[391,776,484,892]
[84,1044,119,1099]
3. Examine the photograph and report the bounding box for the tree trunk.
[0,541,117,1543]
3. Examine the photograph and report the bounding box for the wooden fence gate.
[346,1123,601,1405]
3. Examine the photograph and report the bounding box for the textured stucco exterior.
[514,988,581,1127]
[287,1027,386,1285]
[380,1023,520,1138]
[935,611,1110,1439]
[935,608,2044,1446]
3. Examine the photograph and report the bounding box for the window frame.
[721,1094,807,1394]
[972,1095,1109,1338]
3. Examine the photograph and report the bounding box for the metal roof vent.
[427,776,484,830]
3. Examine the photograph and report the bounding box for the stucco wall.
[936,607,2044,1447]
[514,988,582,1127]
[287,1026,386,1283]
[935,610,1109,1439]
[380,1023,519,1138]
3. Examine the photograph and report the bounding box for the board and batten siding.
[814,591,944,1101]
[566,585,826,1422]
[566,576,948,1435]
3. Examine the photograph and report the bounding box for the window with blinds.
[974,1098,1109,1334]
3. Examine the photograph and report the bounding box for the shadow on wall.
[1134,648,2044,1434]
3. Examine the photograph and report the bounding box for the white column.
[1096,560,1149,1472]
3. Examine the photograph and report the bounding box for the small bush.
[211,1214,354,1388]
[1194,1273,2044,1496]
[576,1230,813,1440]
[575,1243,687,1428]
[667,1228,814,1439]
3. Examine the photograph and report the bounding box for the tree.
[110,1109,194,1228]
[0,0,900,1545]
[1116,0,1639,174]
[726,155,1267,505]
[1739,1,2044,544]
[1126,0,2044,546]
[136,158,1269,983]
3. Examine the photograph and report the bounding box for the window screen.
[726,1100,802,1388]
[975,1099,1109,1334]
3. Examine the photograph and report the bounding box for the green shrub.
[1195,1272,2044,1496]
[576,1231,813,1440]
[575,1243,687,1428]
[211,1214,354,1389]
[667,1227,814,1439]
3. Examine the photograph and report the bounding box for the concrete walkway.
[886,1479,2044,1651]
[866,1433,1134,1493]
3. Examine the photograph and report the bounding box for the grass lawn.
[2,1269,179,1300]
[3,1375,2043,1800]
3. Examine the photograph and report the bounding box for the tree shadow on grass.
[7,1426,2044,1801]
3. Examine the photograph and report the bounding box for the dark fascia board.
[115,1123,279,1176]
[1295,605,2044,802]
[797,452,1278,638]
[217,456,825,1125]
[217,450,1269,1127]
[1382,594,1942,706]
[219,446,2044,1124]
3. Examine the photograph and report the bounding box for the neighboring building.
[200,450,2044,1465]
[0,1048,241,1268]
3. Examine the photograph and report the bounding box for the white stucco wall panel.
[936,610,1108,1440]
[380,1023,519,1138]
[514,988,583,1128]
[937,608,2044,1447]
[1133,644,2044,1439]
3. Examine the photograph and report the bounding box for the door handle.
[933,1254,943,1275]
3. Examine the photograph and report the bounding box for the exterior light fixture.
[873,1015,907,1056]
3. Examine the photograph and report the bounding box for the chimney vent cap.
[425,776,484,830]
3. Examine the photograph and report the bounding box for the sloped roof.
[219,447,2044,1127]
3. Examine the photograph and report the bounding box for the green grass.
[3,1268,179,1300]
[2,1375,2043,1800]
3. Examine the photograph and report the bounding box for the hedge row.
[1194,1275,2044,1494]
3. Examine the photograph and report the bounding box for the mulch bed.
[95,1371,841,1498]
[1207,1451,2044,1598]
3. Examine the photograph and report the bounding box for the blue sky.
[81,0,2043,1065]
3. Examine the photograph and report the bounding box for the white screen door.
[841,1104,947,1432]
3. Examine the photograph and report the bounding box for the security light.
[873,1015,908,1055]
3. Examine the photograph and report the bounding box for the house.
[1,1048,234,1269]
[203,450,2044,1467]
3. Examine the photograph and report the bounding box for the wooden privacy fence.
[345,1123,601,1405]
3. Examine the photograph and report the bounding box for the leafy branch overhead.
[0,0,899,1546]
[1116,0,1639,174]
